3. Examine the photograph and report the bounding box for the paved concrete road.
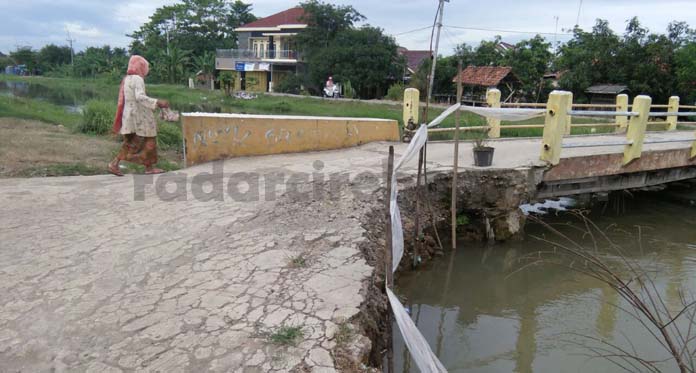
[0,133,693,372]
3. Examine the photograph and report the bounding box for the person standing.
[108,55,169,176]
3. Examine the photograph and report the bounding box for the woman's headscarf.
[113,55,150,134]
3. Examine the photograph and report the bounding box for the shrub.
[385,82,405,101]
[78,100,115,135]
[343,80,356,99]
[275,74,303,94]
[157,121,182,150]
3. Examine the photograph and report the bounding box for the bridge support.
[623,95,651,165]
[667,96,680,131]
[486,89,501,138]
[540,91,572,165]
[616,94,629,132]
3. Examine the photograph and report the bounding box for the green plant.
[343,80,356,99]
[335,322,353,345]
[79,100,115,135]
[275,74,303,94]
[289,254,307,268]
[385,82,405,101]
[456,214,470,226]
[157,121,182,150]
[246,76,260,90]
[472,131,489,149]
[269,325,304,346]
[218,71,236,96]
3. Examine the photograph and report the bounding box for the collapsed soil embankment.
[351,166,544,370]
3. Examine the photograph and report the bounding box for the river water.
[393,188,696,372]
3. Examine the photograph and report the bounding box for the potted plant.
[472,132,494,167]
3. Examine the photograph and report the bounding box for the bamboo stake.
[385,146,394,373]
[413,148,423,269]
[451,61,462,250]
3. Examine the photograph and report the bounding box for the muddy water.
[393,189,696,372]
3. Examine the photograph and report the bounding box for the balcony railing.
[216,49,299,60]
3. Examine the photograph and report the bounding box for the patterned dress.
[117,75,159,166]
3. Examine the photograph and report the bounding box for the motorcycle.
[322,83,341,98]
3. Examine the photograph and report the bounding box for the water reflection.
[393,192,696,372]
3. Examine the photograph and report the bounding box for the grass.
[0,95,82,128]
[268,325,304,346]
[288,254,308,268]
[334,322,353,346]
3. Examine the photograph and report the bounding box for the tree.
[37,44,72,72]
[504,35,553,101]
[191,51,215,77]
[10,47,38,71]
[295,1,402,98]
[129,0,255,62]
[557,19,623,101]
[675,43,696,102]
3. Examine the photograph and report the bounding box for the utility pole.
[427,0,447,103]
[66,29,75,66]
[553,16,559,56]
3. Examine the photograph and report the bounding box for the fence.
[405,89,696,166]
[422,89,696,139]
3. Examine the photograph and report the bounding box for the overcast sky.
[3,0,696,55]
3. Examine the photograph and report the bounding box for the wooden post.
[486,88,501,138]
[385,145,394,373]
[623,95,652,165]
[540,91,572,165]
[616,94,629,132]
[667,96,680,131]
[451,62,463,250]
[403,88,420,129]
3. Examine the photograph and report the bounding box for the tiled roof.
[451,66,515,86]
[398,48,431,72]
[585,84,629,94]
[239,7,306,29]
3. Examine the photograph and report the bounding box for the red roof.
[452,66,516,87]
[239,7,306,29]
[398,48,431,72]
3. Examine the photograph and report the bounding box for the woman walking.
[109,55,169,176]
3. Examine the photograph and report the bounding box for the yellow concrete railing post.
[565,98,573,135]
[616,94,629,133]
[667,96,680,131]
[540,90,573,165]
[623,95,652,165]
[486,88,501,138]
[403,88,420,129]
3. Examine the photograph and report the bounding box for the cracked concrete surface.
[3,135,690,372]
[0,142,402,373]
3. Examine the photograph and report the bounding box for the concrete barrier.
[181,113,400,166]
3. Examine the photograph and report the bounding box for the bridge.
[1,91,695,372]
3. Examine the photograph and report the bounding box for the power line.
[576,0,583,27]
[444,24,573,36]
[393,25,433,37]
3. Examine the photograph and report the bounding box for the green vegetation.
[79,100,115,135]
[288,254,308,268]
[456,215,470,227]
[295,1,404,98]
[269,325,304,346]
[0,95,82,128]
[334,322,353,346]
[157,122,183,150]
[385,83,405,101]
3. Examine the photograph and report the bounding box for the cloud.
[64,22,102,39]
[1,0,696,55]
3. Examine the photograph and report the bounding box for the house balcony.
[216,49,300,63]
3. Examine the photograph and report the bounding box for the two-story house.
[216,7,306,93]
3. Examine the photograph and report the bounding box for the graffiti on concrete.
[193,126,252,147]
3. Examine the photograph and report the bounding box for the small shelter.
[451,66,521,103]
[585,84,629,105]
